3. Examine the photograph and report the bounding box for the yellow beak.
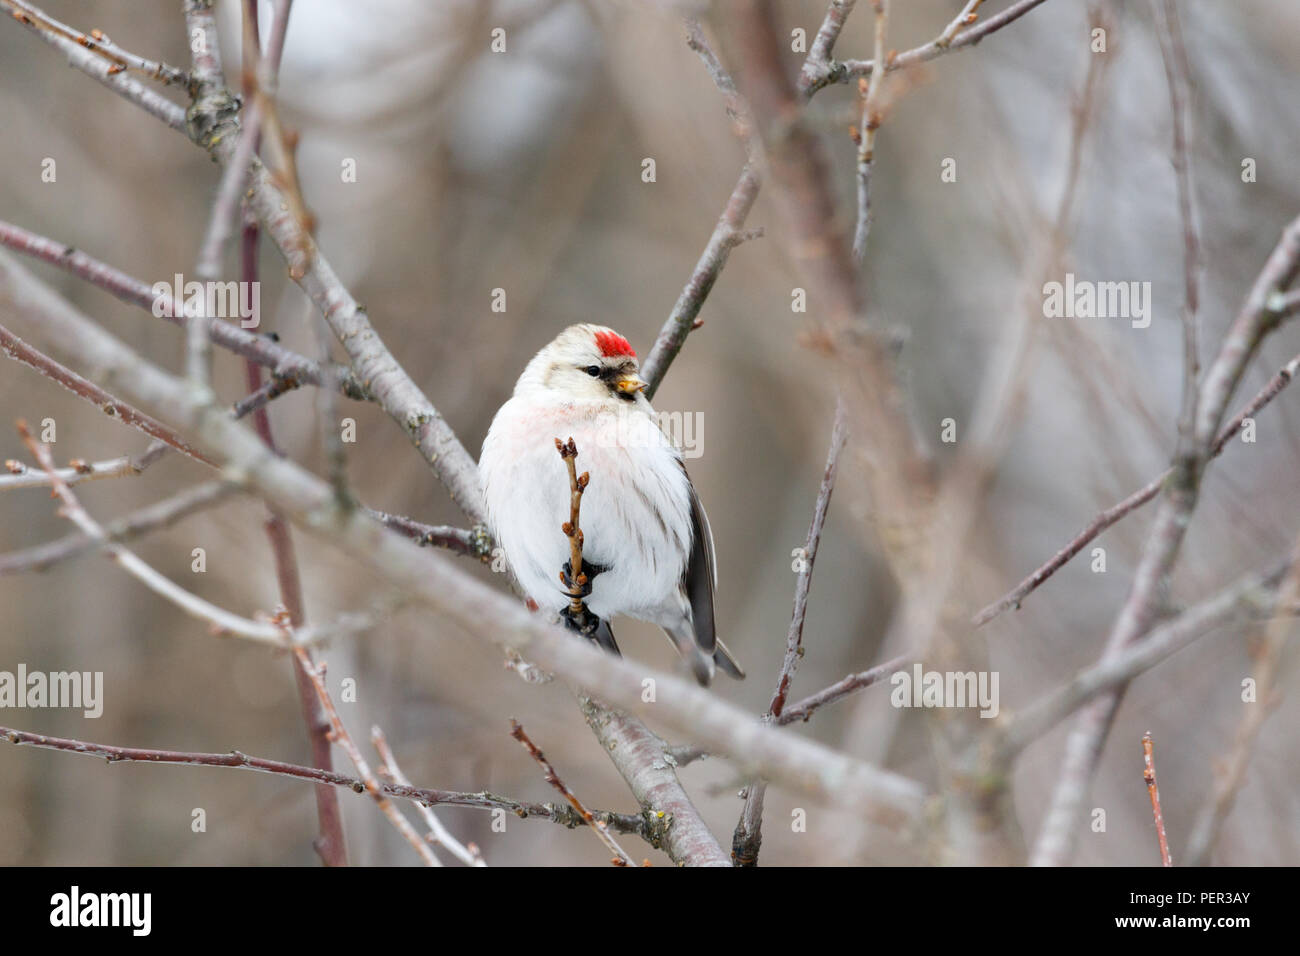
[615,375,648,395]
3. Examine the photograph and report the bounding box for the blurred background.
[0,0,1297,865]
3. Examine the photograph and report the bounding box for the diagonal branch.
[975,350,1300,627]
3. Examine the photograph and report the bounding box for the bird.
[479,324,744,686]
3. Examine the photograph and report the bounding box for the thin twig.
[1184,546,1300,865]
[1,0,188,130]
[733,401,848,866]
[1002,560,1292,754]
[510,719,640,866]
[1032,213,1300,867]
[0,220,364,398]
[938,0,986,48]
[1,323,215,465]
[292,647,437,866]
[665,652,910,768]
[363,507,486,559]
[819,0,1053,94]
[1155,0,1202,456]
[2,0,190,85]
[778,653,911,724]
[641,21,761,397]
[15,420,286,643]
[555,436,592,620]
[0,724,650,837]
[1141,732,1173,867]
[0,480,237,575]
[372,727,485,867]
[852,1,888,262]
[0,454,139,491]
[975,351,1300,626]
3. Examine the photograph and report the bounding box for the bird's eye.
[584,365,601,377]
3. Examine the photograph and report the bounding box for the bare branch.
[579,697,731,866]
[0,219,365,398]
[510,719,639,867]
[1,323,216,466]
[292,647,437,866]
[1184,550,1300,865]
[0,453,139,491]
[778,653,911,724]
[1,0,188,130]
[15,420,289,644]
[822,0,1053,94]
[852,1,889,262]
[975,351,1300,627]
[1155,0,1202,451]
[734,401,849,866]
[0,724,650,838]
[1141,732,1173,867]
[1002,560,1292,753]
[372,727,485,867]
[1032,212,1300,867]
[0,479,237,576]
[363,507,486,560]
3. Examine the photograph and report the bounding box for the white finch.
[480,324,744,686]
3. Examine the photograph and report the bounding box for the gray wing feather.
[682,465,717,655]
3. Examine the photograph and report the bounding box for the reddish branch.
[555,437,592,620]
[363,507,485,560]
[510,719,641,866]
[0,324,214,465]
[225,0,346,866]
[0,723,649,837]
[292,646,437,866]
[1141,733,1173,867]
[0,219,364,398]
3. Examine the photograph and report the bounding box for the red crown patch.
[594,329,636,358]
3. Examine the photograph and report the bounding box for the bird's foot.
[559,558,604,599]
[559,603,603,639]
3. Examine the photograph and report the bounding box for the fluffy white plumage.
[479,324,743,685]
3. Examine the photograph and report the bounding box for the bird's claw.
[560,558,602,599]
[559,603,603,639]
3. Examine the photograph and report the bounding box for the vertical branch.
[182,0,229,391]
[852,1,888,262]
[1141,732,1173,867]
[222,0,347,867]
[556,437,591,620]
[1184,550,1300,865]
[1033,212,1300,867]
[1155,0,1202,448]
[732,401,848,866]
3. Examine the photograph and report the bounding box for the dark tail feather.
[713,637,745,680]
[592,617,621,657]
